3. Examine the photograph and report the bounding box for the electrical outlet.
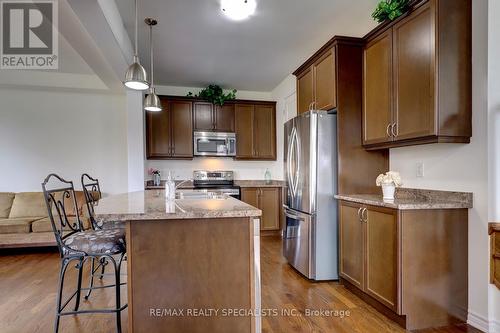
[416,162,424,178]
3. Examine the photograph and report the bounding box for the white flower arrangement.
[376,171,402,187]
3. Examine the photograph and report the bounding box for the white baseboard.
[468,311,490,332]
[468,311,500,333]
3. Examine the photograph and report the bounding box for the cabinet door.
[235,104,255,159]
[254,105,276,160]
[393,3,436,141]
[214,104,235,132]
[297,67,314,115]
[241,188,259,208]
[314,48,336,111]
[170,101,193,159]
[193,102,214,131]
[365,206,399,311]
[339,201,364,289]
[146,98,171,159]
[363,30,393,145]
[259,188,280,231]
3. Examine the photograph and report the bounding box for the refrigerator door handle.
[288,127,299,198]
[287,130,295,198]
[293,128,301,197]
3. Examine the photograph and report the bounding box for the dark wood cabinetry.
[296,37,389,194]
[146,98,193,159]
[193,102,235,132]
[295,48,336,114]
[339,200,468,330]
[146,97,276,161]
[362,0,472,150]
[235,102,276,160]
[241,187,281,232]
[490,223,500,289]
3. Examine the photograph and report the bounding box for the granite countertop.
[335,188,473,210]
[234,180,286,188]
[95,190,261,222]
[144,179,285,189]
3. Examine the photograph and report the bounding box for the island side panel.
[127,217,255,333]
[401,209,468,330]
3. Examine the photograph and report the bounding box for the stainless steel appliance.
[193,132,236,157]
[193,170,240,199]
[283,110,338,281]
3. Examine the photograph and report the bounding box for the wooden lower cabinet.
[241,187,281,232]
[339,200,468,330]
[490,223,500,289]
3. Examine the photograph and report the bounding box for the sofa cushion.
[32,216,91,233]
[9,191,86,219]
[9,192,48,218]
[0,193,15,218]
[0,217,44,234]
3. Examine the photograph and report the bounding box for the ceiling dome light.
[221,0,256,21]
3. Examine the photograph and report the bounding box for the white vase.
[382,184,396,200]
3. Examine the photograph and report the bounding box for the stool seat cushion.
[63,229,125,255]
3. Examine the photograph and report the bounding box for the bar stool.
[42,173,127,333]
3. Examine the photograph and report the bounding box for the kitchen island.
[95,190,262,333]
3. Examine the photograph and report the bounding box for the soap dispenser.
[165,171,176,201]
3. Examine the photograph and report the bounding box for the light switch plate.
[416,162,424,178]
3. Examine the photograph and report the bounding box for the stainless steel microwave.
[193,131,236,157]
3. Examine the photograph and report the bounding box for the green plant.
[187,85,237,106]
[372,0,410,23]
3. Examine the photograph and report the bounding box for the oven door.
[194,132,236,157]
[282,206,315,279]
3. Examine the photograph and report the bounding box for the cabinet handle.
[386,124,392,138]
[391,123,397,138]
[362,208,368,223]
[357,207,363,222]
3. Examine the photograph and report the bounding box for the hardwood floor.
[0,236,482,333]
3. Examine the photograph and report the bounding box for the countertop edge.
[335,194,473,210]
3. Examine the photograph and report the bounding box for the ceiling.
[116,0,380,92]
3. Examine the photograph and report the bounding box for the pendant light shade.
[144,87,162,112]
[124,0,149,91]
[144,18,162,112]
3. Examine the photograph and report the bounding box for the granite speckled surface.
[234,180,286,188]
[95,190,261,222]
[335,188,473,210]
[144,179,285,190]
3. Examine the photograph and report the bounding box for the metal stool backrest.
[81,173,102,230]
[42,173,84,257]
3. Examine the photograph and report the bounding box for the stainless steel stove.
[193,170,240,199]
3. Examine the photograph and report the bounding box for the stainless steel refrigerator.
[283,110,338,281]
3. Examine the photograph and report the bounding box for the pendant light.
[144,18,162,112]
[124,0,149,90]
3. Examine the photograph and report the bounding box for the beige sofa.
[0,191,90,248]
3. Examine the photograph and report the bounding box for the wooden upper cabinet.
[235,104,255,159]
[339,201,364,290]
[365,206,399,311]
[170,100,193,158]
[146,98,171,159]
[146,97,193,160]
[295,47,337,115]
[297,68,314,115]
[235,102,277,160]
[194,102,235,132]
[314,48,336,111]
[193,102,214,131]
[362,0,471,150]
[363,30,393,145]
[214,104,235,132]
[393,3,435,141]
[254,105,276,159]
